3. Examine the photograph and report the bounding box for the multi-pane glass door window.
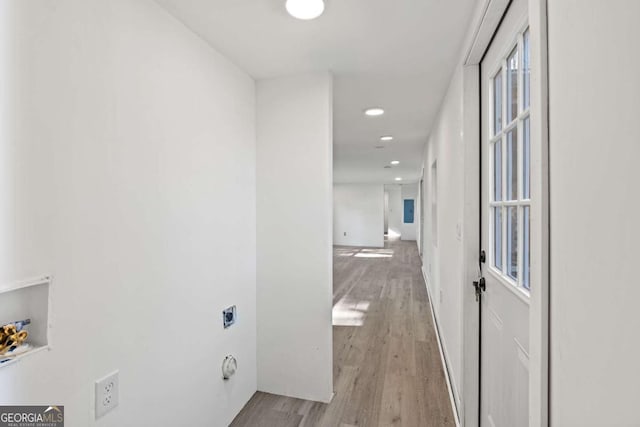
[490,28,531,291]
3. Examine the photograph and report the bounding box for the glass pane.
[494,207,503,270]
[507,206,518,280]
[523,206,530,289]
[523,29,530,110]
[507,48,518,122]
[507,129,518,201]
[493,72,503,135]
[523,117,530,199]
[494,140,502,201]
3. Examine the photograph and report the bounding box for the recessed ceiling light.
[390,160,400,165]
[375,145,385,149]
[380,136,393,141]
[384,166,391,169]
[364,107,385,117]
[395,177,403,181]
[286,0,325,20]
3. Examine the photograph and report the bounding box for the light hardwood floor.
[230,238,455,427]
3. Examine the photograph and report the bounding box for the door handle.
[473,277,486,302]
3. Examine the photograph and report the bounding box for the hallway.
[4,1,640,425]
[231,239,454,426]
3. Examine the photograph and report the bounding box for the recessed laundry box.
[0,276,52,367]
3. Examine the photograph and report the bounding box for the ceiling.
[155,0,477,184]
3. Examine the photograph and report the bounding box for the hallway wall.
[0,0,257,425]
[420,65,466,413]
[256,72,334,403]
[333,184,384,248]
[400,184,419,241]
[548,1,640,425]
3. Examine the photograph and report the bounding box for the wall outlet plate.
[95,370,119,419]
[223,305,236,329]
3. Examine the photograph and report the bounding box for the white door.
[480,0,531,425]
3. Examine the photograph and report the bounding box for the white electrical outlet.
[95,370,119,419]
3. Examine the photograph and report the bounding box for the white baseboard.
[421,266,461,427]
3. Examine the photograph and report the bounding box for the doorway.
[419,176,424,257]
[384,190,389,236]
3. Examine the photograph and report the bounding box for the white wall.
[420,65,466,413]
[400,184,418,241]
[0,1,256,425]
[385,184,402,238]
[548,1,640,425]
[334,184,384,247]
[256,73,334,403]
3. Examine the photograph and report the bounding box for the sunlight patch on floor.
[354,248,394,259]
[335,248,357,257]
[334,247,394,259]
[332,297,370,326]
[354,253,392,258]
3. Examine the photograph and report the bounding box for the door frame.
[461,0,549,426]
[418,172,424,257]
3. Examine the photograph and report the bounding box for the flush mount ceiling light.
[380,136,393,141]
[364,107,385,117]
[395,177,403,181]
[390,160,400,165]
[286,0,325,20]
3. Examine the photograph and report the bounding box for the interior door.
[480,0,531,425]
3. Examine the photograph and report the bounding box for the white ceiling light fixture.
[364,107,385,117]
[395,177,403,181]
[286,0,325,20]
[390,160,400,165]
[380,136,393,141]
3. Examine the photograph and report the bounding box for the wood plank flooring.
[231,238,454,427]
